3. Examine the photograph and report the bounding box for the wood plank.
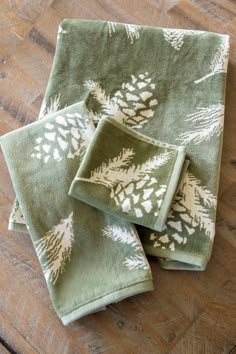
[51,0,103,21]
[0,1,33,58]
[0,152,16,209]
[169,0,233,33]
[0,231,82,354]
[0,96,37,126]
[0,0,54,59]
[0,312,37,354]
[0,342,11,354]
[9,0,55,23]
[170,280,236,353]
[9,38,53,91]
[34,6,65,46]
[0,58,42,106]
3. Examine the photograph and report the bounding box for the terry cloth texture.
[0,101,153,325]
[69,116,187,232]
[9,20,229,270]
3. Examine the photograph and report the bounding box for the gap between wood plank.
[0,335,18,354]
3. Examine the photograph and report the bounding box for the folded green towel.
[1,101,153,325]
[9,19,229,270]
[69,116,187,231]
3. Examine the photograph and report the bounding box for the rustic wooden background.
[0,1,236,353]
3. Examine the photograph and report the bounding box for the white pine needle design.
[39,94,62,120]
[87,110,103,124]
[148,170,217,251]
[194,37,229,84]
[85,80,124,122]
[108,21,140,44]
[35,212,74,285]
[177,103,224,144]
[80,148,134,187]
[180,171,216,208]
[78,149,171,188]
[163,29,202,51]
[177,171,216,240]
[125,24,140,44]
[84,72,158,129]
[111,151,171,187]
[163,29,184,51]
[78,148,170,218]
[102,225,142,251]
[102,225,149,271]
[108,21,116,37]
[123,255,149,270]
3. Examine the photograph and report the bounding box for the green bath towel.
[9,19,229,270]
[1,101,153,325]
[69,116,186,232]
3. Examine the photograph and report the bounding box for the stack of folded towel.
[0,20,229,324]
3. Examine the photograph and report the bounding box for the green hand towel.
[69,116,187,232]
[1,101,153,325]
[9,19,229,270]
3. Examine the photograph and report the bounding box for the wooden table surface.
[0,1,236,353]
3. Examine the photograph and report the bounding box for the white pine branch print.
[35,212,74,284]
[87,110,104,124]
[85,81,110,107]
[84,72,158,129]
[78,148,170,218]
[195,37,229,84]
[125,24,140,44]
[107,21,140,44]
[123,255,149,270]
[81,148,135,187]
[121,151,172,182]
[180,171,216,208]
[39,94,62,120]
[177,104,224,144]
[84,80,124,122]
[163,29,184,51]
[163,29,202,51]
[178,171,216,240]
[102,225,143,251]
[102,225,149,271]
[110,151,171,188]
[108,21,117,37]
[149,171,217,251]
[78,149,171,188]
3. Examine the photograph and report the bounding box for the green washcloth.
[1,101,153,325]
[9,19,229,270]
[69,117,187,232]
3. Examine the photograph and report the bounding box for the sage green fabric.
[69,116,187,232]
[1,101,153,325]
[9,19,229,270]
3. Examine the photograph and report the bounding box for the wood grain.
[0,0,236,353]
